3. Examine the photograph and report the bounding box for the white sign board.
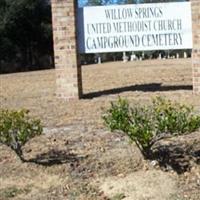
[78,2,192,53]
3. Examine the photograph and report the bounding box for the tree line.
[0,0,53,73]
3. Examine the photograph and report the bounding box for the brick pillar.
[51,0,82,100]
[191,0,200,94]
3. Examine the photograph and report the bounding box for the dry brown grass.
[0,58,200,200]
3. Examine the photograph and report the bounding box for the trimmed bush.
[103,97,200,158]
[0,109,42,162]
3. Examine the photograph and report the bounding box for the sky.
[79,0,87,7]
[78,0,134,7]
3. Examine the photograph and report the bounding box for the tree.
[0,0,53,73]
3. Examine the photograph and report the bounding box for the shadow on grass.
[83,83,192,99]
[27,149,86,166]
[153,143,200,174]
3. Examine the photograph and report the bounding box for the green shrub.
[0,109,42,162]
[153,97,200,134]
[103,97,200,158]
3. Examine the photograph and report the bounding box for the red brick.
[191,0,200,94]
[51,0,82,100]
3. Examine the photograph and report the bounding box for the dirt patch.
[99,170,178,200]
